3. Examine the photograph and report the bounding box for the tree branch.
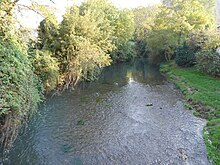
[16,4,44,17]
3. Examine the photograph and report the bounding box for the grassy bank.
[160,61,220,164]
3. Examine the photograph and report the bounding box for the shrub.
[0,40,42,149]
[111,41,137,62]
[135,40,148,57]
[175,44,196,67]
[204,33,220,50]
[29,50,59,92]
[187,30,209,52]
[147,29,178,64]
[196,49,220,77]
[83,66,102,82]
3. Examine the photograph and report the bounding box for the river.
[7,59,210,165]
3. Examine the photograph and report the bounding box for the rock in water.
[146,103,153,106]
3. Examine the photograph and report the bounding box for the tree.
[55,0,136,87]
[37,15,59,51]
[110,9,135,62]
[158,0,213,45]
[0,0,42,153]
[0,0,17,40]
[133,6,159,41]
[133,6,159,56]
[80,0,135,62]
[57,5,112,87]
[147,29,178,63]
[145,0,215,63]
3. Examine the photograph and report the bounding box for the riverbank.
[160,61,220,164]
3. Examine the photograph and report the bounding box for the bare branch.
[16,4,44,17]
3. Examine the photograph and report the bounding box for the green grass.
[160,61,220,164]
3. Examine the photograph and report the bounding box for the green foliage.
[113,9,135,45]
[111,41,137,62]
[161,62,220,164]
[110,9,135,61]
[58,5,112,84]
[133,6,159,57]
[186,30,209,52]
[0,40,42,148]
[204,129,220,165]
[158,0,213,35]
[29,50,59,92]
[0,0,43,151]
[80,0,135,62]
[135,40,148,57]
[187,31,220,77]
[133,6,159,41]
[55,0,135,85]
[37,16,59,51]
[140,0,215,63]
[79,0,117,53]
[204,33,220,51]
[30,3,57,19]
[28,15,60,92]
[147,29,178,63]
[0,0,15,39]
[84,67,102,81]
[0,41,41,115]
[196,50,220,77]
[175,44,196,67]
[187,31,220,53]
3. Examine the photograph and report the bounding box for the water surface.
[7,59,210,165]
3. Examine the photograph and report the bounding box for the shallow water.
[7,59,210,165]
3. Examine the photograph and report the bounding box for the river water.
[7,59,210,165]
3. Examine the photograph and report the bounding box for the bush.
[175,44,196,67]
[196,49,220,77]
[204,33,220,51]
[111,41,137,62]
[0,40,42,149]
[83,66,102,82]
[147,29,178,64]
[135,40,148,57]
[187,30,209,52]
[30,50,59,92]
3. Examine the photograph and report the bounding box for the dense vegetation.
[0,0,42,152]
[133,0,220,163]
[0,0,220,163]
[34,0,135,91]
[0,0,135,154]
[133,0,216,63]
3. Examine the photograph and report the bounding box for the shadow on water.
[101,58,164,85]
[77,58,165,93]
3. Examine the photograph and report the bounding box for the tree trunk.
[178,31,182,46]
